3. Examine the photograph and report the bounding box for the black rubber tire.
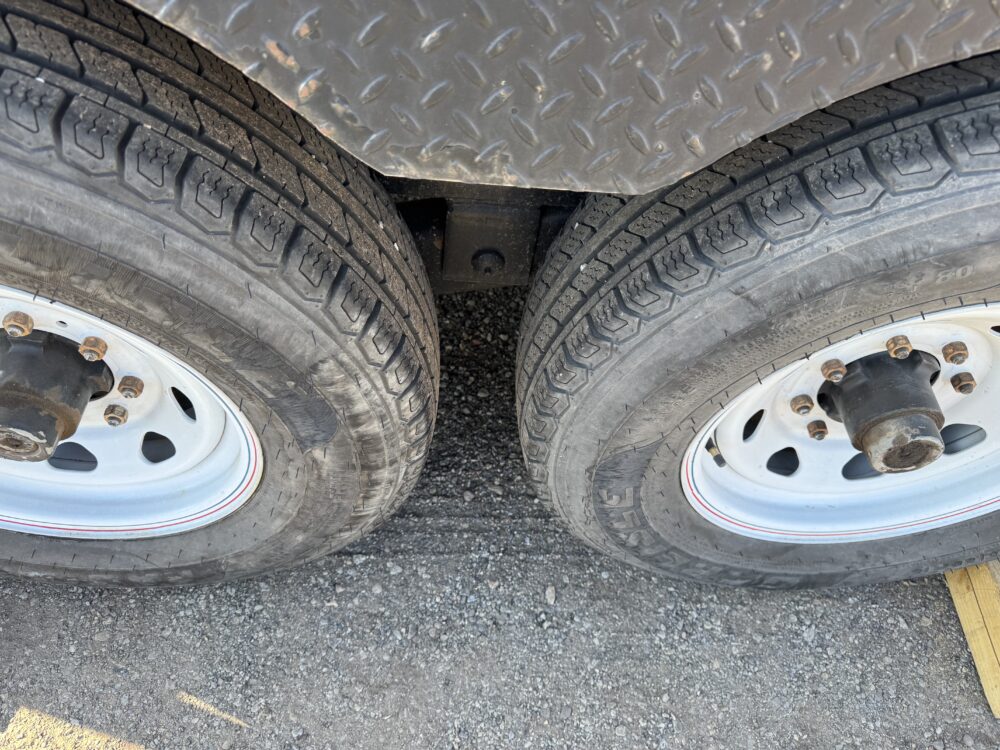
[0,0,438,585]
[518,53,1000,588]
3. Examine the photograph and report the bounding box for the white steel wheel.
[683,305,1000,544]
[0,284,263,539]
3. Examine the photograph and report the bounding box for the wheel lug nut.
[2,311,33,338]
[942,341,969,365]
[821,359,847,383]
[807,420,828,440]
[951,372,976,395]
[790,394,814,415]
[117,376,144,399]
[886,335,913,359]
[79,336,108,362]
[104,404,128,427]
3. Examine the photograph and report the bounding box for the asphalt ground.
[0,288,996,749]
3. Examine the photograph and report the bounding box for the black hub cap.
[0,331,113,462]
[820,351,945,474]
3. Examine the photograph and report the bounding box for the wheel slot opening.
[941,423,986,455]
[90,383,112,401]
[171,387,196,420]
[141,432,176,464]
[48,442,97,472]
[766,447,799,476]
[842,452,880,480]
[742,409,765,441]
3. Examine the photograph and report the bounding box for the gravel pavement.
[0,288,997,749]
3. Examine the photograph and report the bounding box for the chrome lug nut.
[79,336,108,362]
[942,341,969,365]
[807,420,828,440]
[104,404,128,427]
[2,311,33,338]
[951,372,976,395]
[117,376,144,399]
[886,335,913,359]
[821,359,847,383]
[790,394,814,415]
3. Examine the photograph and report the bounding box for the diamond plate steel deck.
[127,0,1000,194]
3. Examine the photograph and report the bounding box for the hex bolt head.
[790,394,814,416]
[2,311,33,338]
[117,376,144,399]
[886,335,913,359]
[942,341,969,365]
[807,420,828,441]
[79,336,108,362]
[103,404,128,427]
[471,248,506,276]
[821,359,848,383]
[951,372,976,395]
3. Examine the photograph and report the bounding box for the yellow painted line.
[945,565,1000,718]
[175,692,249,728]
[0,707,145,749]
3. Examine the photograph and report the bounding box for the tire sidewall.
[0,159,388,585]
[547,176,1000,586]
